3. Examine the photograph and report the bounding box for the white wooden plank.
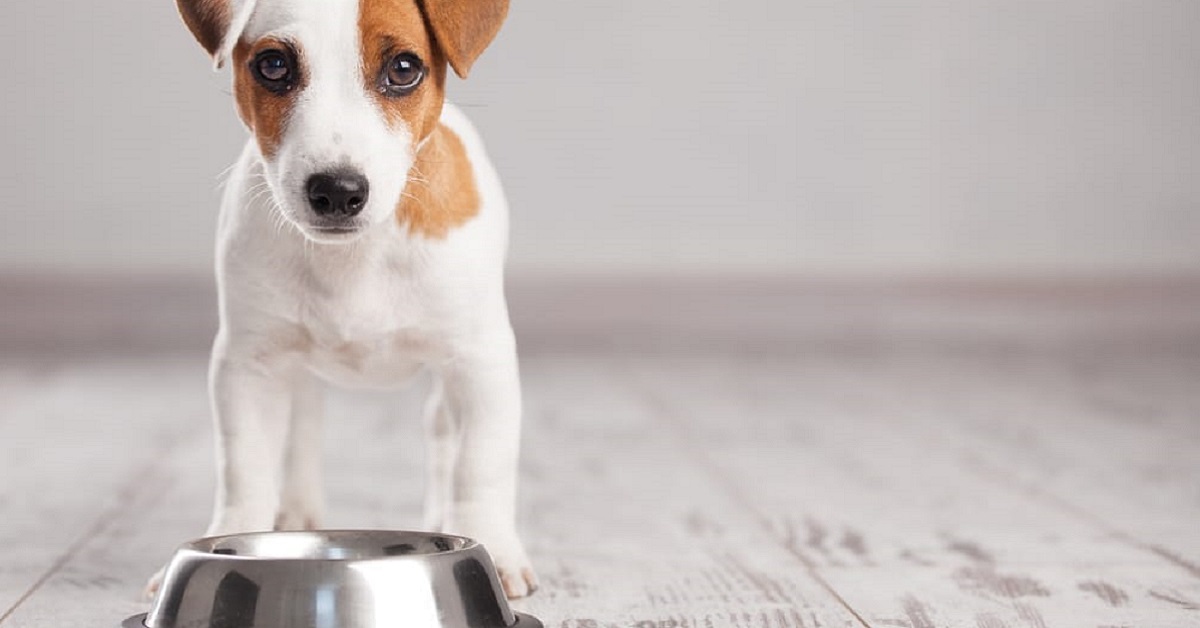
[630,355,1200,628]
[513,357,860,627]
[1,358,862,628]
[0,359,208,622]
[783,349,1200,575]
[895,350,1200,572]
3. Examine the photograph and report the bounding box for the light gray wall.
[2,1,1198,277]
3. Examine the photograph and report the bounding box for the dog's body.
[165,0,535,598]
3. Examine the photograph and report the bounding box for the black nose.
[306,171,369,217]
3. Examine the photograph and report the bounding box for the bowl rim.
[176,529,482,563]
[124,611,544,628]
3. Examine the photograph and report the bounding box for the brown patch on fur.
[396,123,479,238]
[232,39,303,159]
[359,0,448,143]
[359,0,478,237]
[176,0,230,58]
[417,0,509,78]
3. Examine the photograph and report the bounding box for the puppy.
[160,0,536,598]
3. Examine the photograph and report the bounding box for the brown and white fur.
[158,0,536,598]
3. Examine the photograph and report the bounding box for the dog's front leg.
[422,375,458,532]
[276,377,324,531]
[145,341,295,597]
[438,335,538,598]
[205,344,296,536]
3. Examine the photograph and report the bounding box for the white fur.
[153,0,536,599]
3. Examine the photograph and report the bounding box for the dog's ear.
[418,0,509,79]
[176,0,259,70]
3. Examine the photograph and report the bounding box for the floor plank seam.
[0,520,109,626]
[967,457,1200,583]
[621,364,874,628]
[0,432,193,626]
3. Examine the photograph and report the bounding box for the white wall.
[2,1,1198,277]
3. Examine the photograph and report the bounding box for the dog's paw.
[441,515,538,598]
[273,508,322,531]
[497,562,539,600]
[274,496,323,531]
[482,536,539,599]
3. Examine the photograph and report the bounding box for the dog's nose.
[306,172,369,217]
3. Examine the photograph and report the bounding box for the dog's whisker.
[399,191,431,213]
[214,164,240,190]
[248,189,275,209]
[246,186,272,201]
[266,198,292,237]
[403,174,434,194]
[408,166,433,181]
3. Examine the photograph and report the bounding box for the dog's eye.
[384,53,424,94]
[258,54,289,81]
[252,50,295,93]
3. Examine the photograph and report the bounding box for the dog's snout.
[306,172,369,217]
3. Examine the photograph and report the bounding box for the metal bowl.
[124,530,541,628]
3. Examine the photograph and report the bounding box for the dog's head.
[177,0,507,243]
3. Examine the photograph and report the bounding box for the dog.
[156,0,536,599]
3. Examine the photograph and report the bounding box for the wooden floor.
[2,283,1200,627]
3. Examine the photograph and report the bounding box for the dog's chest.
[294,267,440,388]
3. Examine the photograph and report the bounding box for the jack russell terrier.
[156,0,536,599]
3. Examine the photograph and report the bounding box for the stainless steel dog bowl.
[124,530,541,628]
